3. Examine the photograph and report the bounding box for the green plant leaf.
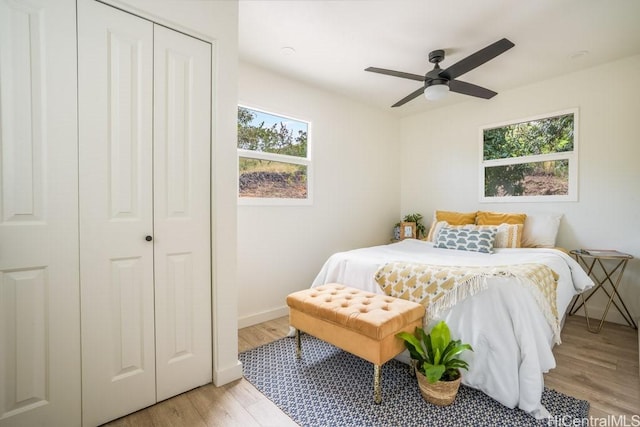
[442,343,474,363]
[441,340,457,360]
[423,333,434,364]
[398,322,472,379]
[396,331,426,361]
[446,359,470,371]
[429,321,451,354]
[423,363,446,383]
[433,347,442,365]
[416,327,434,364]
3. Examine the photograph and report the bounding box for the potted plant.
[394,213,426,240]
[396,321,473,406]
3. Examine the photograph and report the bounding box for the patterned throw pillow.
[432,222,522,249]
[434,225,498,254]
[478,223,523,248]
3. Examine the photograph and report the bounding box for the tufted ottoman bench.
[286,283,425,403]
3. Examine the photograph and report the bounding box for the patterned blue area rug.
[239,334,589,427]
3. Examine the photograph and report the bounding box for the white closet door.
[0,0,79,426]
[78,2,155,426]
[153,25,212,401]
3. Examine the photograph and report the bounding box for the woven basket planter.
[416,370,462,406]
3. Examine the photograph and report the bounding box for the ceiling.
[238,0,640,116]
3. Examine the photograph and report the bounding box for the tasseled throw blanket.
[374,262,561,344]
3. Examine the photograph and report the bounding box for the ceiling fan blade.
[391,86,425,107]
[439,38,514,81]
[365,67,424,82]
[449,80,497,99]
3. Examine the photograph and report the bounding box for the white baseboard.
[213,360,243,386]
[238,305,289,329]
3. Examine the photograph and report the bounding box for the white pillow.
[521,213,563,248]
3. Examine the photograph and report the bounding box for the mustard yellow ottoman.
[286,283,425,404]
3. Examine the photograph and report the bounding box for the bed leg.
[295,329,301,358]
[373,364,382,404]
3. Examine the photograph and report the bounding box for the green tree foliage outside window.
[237,107,308,157]
[237,107,310,200]
[482,113,574,198]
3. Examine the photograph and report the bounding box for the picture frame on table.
[400,222,416,240]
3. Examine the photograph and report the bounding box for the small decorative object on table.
[400,222,416,240]
[394,213,426,240]
[569,249,636,333]
[396,321,473,406]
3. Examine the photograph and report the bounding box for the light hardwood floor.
[105,315,639,426]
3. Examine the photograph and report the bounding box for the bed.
[310,236,593,418]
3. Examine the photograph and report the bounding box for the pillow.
[476,211,526,225]
[428,221,449,243]
[432,222,522,249]
[434,224,498,254]
[521,213,563,248]
[478,223,523,248]
[426,210,477,241]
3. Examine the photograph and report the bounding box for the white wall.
[237,63,401,326]
[400,54,640,325]
[97,0,241,385]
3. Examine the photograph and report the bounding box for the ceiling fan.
[365,38,515,107]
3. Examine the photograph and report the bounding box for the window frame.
[237,105,313,206]
[479,108,579,203]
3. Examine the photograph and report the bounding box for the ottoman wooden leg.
[373,364,382,404]
[295,329,301,358]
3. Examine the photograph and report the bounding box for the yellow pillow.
[476,211,526,225]
[426,210,477,241]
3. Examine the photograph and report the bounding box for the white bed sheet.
[311,239,593,418]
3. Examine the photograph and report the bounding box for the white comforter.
[311,239,593,418]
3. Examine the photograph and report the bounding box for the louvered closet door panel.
[153,25,212,401]
[0,0,80,426]
[78,2,155,425]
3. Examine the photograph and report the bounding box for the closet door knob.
[145,235,153,242]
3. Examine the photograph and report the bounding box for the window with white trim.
[237,106,311,204]
[480,108,578,202]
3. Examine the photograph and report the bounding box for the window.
[480,108,578,202]
[237,106,311,204]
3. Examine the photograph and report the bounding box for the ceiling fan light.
[424,82,450,101]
